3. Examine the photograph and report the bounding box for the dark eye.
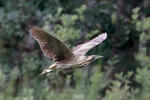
[91,56,95,60]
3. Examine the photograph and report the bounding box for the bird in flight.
[29,26,107,75]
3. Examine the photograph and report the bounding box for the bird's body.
[29,26,107,75]
[50,55,99,69]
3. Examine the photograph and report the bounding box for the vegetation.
[0,0,150,100]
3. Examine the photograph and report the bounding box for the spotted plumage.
[29,26,107,75]
[29,26,74,62]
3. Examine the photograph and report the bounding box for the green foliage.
[103,81,130,100]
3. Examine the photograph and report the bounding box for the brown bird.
[29,26,107,75]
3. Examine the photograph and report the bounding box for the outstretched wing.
[29,26,75,61]
[73,32,107,56]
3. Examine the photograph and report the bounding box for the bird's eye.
[92,56,95,60]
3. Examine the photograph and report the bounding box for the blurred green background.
[0,0,150,100]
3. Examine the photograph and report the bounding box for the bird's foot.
[40,68,53,76]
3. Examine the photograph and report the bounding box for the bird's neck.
[75,56,92,68]
[76,56,86,61]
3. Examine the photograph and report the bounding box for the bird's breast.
[56,56,87,69]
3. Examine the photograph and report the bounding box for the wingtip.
[102,32,107,39]
[28,25,35,33]
[28,25,35,30]
[28,25,41,36]
[98,32,107,40]
[29,25,38,30]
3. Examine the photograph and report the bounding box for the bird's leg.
[49,64,57,69]
[40,68,53,75]
[40,64,57,75]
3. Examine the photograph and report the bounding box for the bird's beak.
[95,55,103,59]
[40,68,53,76]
